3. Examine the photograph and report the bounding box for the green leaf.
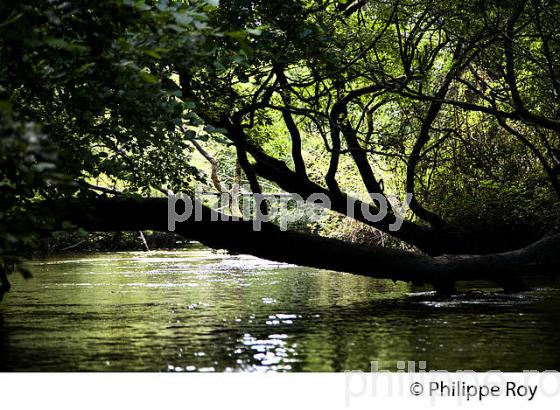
[0,11,23,29]
[142,49,162,59]
[139,70,159,84]
[76,62,95,73]
[246,28,262,36]
[32,162,56,172]
[44,37,89,52]
[226,30,247,41]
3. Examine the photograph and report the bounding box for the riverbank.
[34,231,191,254]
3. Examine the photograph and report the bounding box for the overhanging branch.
[35,196,560,293]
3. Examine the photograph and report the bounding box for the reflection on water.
[1,245,559,372]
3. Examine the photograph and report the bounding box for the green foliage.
[0,104,60,299]
[0,0,226,195]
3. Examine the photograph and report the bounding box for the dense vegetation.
[2,0,560,298]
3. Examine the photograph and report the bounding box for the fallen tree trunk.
[33,196,560,293]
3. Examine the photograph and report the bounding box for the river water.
[1,245,559,371]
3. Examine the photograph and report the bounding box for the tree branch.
[36,196,560,293]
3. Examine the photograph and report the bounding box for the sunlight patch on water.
[124,283,200,288]
[414,291,540,308]
[239,333,296,370]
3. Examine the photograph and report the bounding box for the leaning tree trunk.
[32,196,560,294]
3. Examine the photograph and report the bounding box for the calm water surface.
[1,245,559,371]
